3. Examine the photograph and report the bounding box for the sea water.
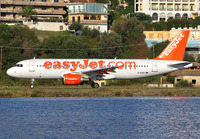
[0,97,200,138]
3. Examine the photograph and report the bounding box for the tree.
[112,16,149,59]
[133,13,152,23]
[152,21,167,31]
[81,26,100,39]
[42,35,88,59]
[68,22,83,35]
[98,32,123,58]
[110,0,119,8]
[13,26,39,59]
[183,53,195,62]
[108,11,121,28]
[95,0,109,3]
[0,25,39,70]
[196,55,200,63]
[18,5,37,21]
[112,16,145,44]
[149,40,170,58]
[192,16,200,28]
[0,24,14,45]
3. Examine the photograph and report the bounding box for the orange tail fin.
[153,30,190,61]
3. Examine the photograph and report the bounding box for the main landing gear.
[91,82,99,88]
[30,79,35,89]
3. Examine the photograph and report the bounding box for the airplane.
[6,30,192,89]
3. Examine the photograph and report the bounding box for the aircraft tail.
[153,30,190,61]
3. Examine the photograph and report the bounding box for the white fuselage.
[6,59,192,80]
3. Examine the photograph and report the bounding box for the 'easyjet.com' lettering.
[164,33,185,56]
[44,60,136,72]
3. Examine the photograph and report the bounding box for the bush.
[114,91,121,96]
[64,17,68,22]
[125,92,133,97]
[108,80,133,86]
[166,75,175,84]
[175,80,193,88]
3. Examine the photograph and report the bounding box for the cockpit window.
[14,64,23,67]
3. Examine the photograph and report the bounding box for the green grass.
[0,84,199,97]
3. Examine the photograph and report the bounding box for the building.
[134,0,199,22]
[0,0,66,22]
[173,62,200,86]
[67,2,109,32]
[144,28,200,54]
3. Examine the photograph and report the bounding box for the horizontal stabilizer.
[168,62,193,68]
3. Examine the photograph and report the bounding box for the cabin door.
[29,61,35,72]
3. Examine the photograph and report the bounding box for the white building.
[134,0,200,22]
[67,3,108,32]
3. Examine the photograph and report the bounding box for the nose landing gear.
[30,79,35,89]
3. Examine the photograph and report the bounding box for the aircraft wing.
[82,66,118,77]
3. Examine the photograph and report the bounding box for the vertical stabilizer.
[154,30,190,61]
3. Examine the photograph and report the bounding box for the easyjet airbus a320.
[7,30,192,88]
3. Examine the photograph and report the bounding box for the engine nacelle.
[62,74,82,85]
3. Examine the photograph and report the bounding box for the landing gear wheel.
[92,83,99,88]
[30,85,34,89]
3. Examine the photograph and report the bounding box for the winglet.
[153,30,190,61]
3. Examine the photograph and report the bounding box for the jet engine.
[62,74,89,85]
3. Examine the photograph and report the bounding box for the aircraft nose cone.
[6,68,13,77]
